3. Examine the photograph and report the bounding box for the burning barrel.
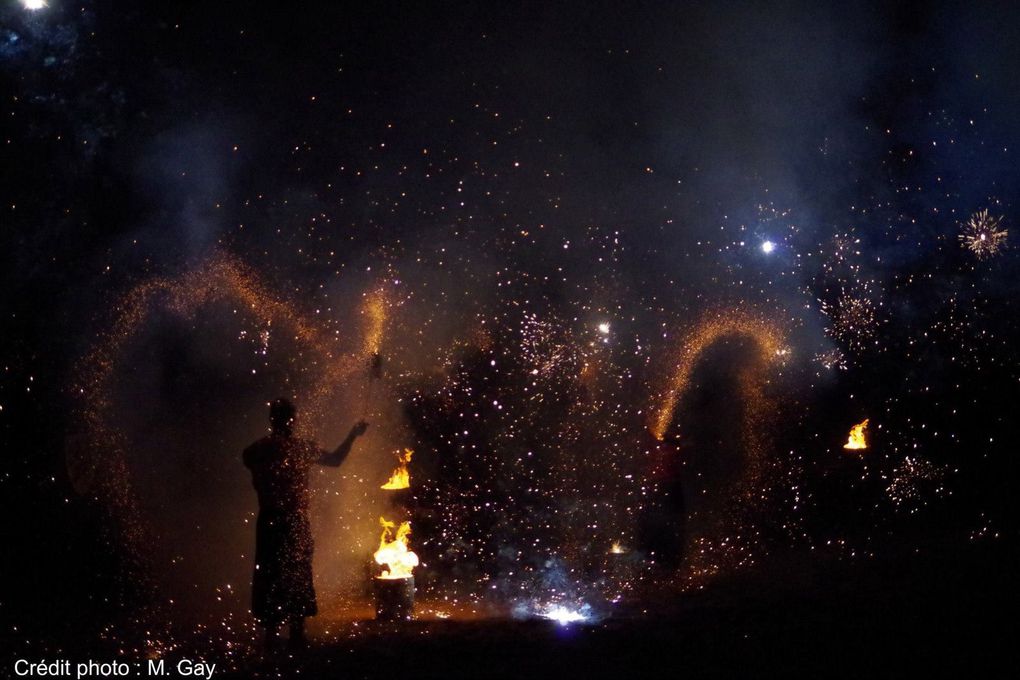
[374,575,415,621]
[373,518,419,620]
[374,450,418,620]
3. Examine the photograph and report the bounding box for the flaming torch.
[380,448,413,490]
[843,418,869,450]
[379,447,413,512]
[373,518,419,620]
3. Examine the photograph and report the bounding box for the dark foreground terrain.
[219,541,1015,679]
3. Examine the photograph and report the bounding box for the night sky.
[2,0,1019,675]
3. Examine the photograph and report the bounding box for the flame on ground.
[844,418,869,450]
[381,448,413,490]
[374,517,419,579]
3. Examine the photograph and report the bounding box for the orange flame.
[374,518,419,579]
[381,448,413,490]
[843,419,869,450]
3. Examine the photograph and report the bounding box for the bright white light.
[21,0,47,10]
[761,240,776,254]
[597,322,610,334]
[541,605,589,625]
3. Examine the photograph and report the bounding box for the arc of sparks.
[650,310,786,441]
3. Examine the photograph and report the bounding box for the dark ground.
[220,540,1015,679]
[0,506,1013,678]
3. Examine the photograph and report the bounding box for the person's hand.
[351,420,369,437]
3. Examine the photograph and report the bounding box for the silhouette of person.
[243,397,369,651]
[638,428,686,569]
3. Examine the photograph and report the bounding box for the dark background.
[1,0,1018,674]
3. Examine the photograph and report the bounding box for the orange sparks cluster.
[650,309,787,441]
[72,250,370,564]
[361,286,389,358]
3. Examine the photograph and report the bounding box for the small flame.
[381,448,413,490]
[374,517,419,579]
[843,418,869,450]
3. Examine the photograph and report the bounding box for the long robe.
[243,433,326,624]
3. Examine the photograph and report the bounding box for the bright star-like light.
[761,240,776,254]
[597,322,610,334]
[541,605,589,625]
[21,0,48,10]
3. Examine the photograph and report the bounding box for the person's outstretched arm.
[318,421,369,467]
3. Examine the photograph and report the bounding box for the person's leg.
[262,621,284,655]
[288,617,307,651]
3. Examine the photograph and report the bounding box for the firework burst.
[814,348,847,371]
[958,209,1008,259]
[818,289,878,353]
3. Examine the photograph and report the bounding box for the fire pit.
[373,449,419,620]
[372,518,419,620]
[374,575,415,621]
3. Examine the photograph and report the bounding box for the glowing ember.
[374,518,419,579]
[609,542,626,554]
[843,419,869,450]
[380,448,414,490]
